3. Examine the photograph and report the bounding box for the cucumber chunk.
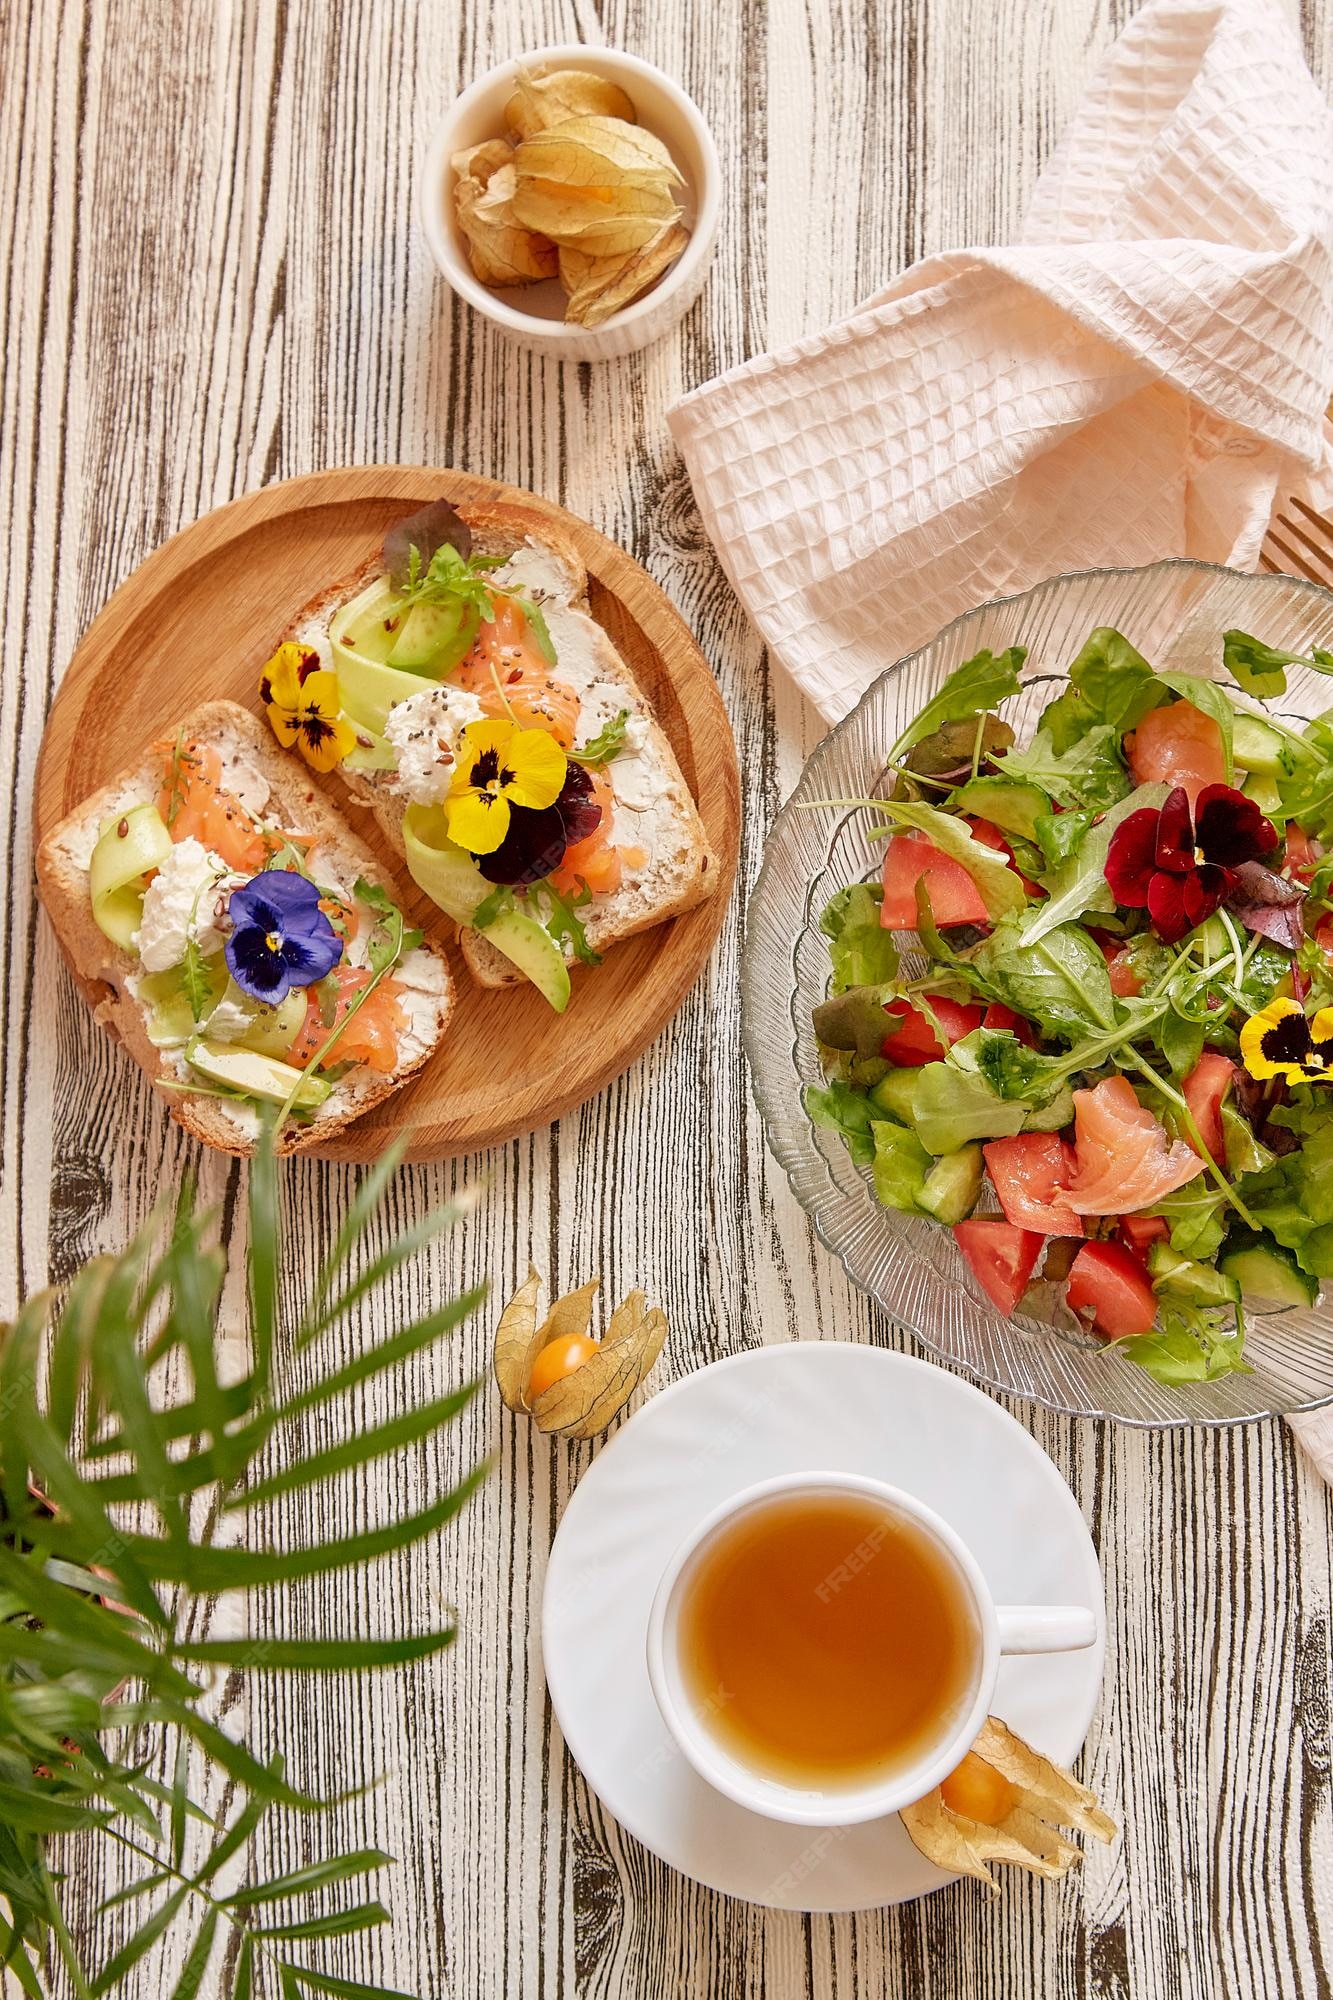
[1147,1241,1240,1308]
[1233,714,1288,776]
[204,980,307,1059]
[1219,1237,1318,1309]
[89,803,174,947]
[1241,770,1283,818]
[868,1069,920,1124]
[918,1144,984,1225]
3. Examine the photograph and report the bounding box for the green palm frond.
[0,1127,488,1997]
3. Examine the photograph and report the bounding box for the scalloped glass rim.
[742,558,1333,1428]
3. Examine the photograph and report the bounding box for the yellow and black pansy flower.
[259,641,358,773]
[1239,997,1333,1084]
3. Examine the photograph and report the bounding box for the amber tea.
[677,1491,980,1790]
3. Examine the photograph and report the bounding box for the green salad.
[807,626,1333,1385]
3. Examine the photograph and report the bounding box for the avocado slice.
[1219,1236,1319,1310]
[480,909,572,1014]
[204,980,307,1059]
[918,1143,984,1224]
[186,1040,331,1109]
[387,600,479,672]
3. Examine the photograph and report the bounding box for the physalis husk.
[492,1268,667,1439]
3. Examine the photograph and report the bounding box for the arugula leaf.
[1159,1007,1205,1080]
[870,1119,932,1210]
[179,939,213,1024]
[1150,1181,1230,1261]
[511,594,557,666]
[1277,710,1333,837]
[162,731,190,829]
[887,646,1026,764]
[948,776,1051,839]
[1123,1301,1250,1384]
[535,880,601,966]
[821,884,898,993]
[1022,783,1168,943]
[872,799,1028,919]
[1155,671,1235,784]
[576,710,630,765]
[1032,808,1095,871]
[1036,629,1160,749]
[1222,630,1333,699]
[353,878,416,973]
[396,539,496,624]
[997,721,1132,812]
[472,884,512,930]
[806,1079,877,1168]
[1068,627,1160,729]
[971,915,1117,1039]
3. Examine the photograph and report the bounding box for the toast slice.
[36,700,453,1157]
[284,500,718,988]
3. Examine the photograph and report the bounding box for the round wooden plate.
[34,466,740,1161]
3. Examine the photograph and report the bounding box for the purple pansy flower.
[225,870,342,1003]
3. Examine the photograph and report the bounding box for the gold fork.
[1261,493,1333,585]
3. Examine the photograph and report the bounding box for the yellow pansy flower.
[259,641,358,773]
[446,717,567,856]
[1239,996,1333,1084]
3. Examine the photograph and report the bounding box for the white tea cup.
[645,1470,1097,1827]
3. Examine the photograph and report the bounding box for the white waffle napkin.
[670,0,1333,727]
[670,0,1333,1478]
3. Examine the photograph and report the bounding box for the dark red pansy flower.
[477,759,602,888]
[1104,784,1277,944]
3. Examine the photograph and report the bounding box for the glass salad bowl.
[742,560,1333,1426]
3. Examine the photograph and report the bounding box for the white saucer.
[541,1342,1105,1911]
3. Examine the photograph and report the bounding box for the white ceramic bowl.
[421,45,720,362]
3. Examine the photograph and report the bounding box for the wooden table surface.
[3,1,1332,1995]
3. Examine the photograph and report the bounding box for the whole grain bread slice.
[282,499,718,988]
[35,700,453,1157]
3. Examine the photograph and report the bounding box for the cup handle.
[995,1604,1097,1655]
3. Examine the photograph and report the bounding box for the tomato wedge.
[1181,1051,1235,1166]
[983,1132,1083,1237]
[881,995,984,1066]
[1117,1214,1170,1264]
[1285,823,1320,883]
[1126,701,1226,806]
[881,831,988,930]
[953,1220,1044,1316]
[1066,1240,1158,1339]
[965,817,1043,898]
[982,1001,1037,1047]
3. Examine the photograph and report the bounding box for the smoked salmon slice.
[1063,1074,1205,1216]
[289,963,406,1074]
[453,598,581,748]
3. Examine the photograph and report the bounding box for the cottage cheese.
[136,838,239,972]
[384,684,486,805]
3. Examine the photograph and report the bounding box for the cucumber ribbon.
[89,803,174,947]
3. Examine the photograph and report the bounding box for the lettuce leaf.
[910,1062,1027,1155]
[1033,808,1096,870]
[820,883,898,993]
[871,1119,932,1210]
[806,1079,876,1167]
[1123,1302,1250,1384]
[887,646,1026,765]
[1036,628,1160,750]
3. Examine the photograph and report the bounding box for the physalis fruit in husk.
[899,1716,1116,1894]
[504,66,638,139]
[493,1268,667,1439]
[452,139,558,287]
[450,67,693,325]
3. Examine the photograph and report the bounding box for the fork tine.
[1269,514,1333,580]
[1263,528,1329,585]
[1287,493,1333,543]
[1259,553,1282,573]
